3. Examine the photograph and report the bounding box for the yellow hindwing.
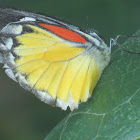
[14,24,100,108]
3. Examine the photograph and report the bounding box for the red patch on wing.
[39,24,87,43]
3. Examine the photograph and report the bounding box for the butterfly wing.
[0,8,110,111]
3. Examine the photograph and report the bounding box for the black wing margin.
[0,8,79,31]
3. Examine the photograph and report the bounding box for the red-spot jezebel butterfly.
[0,8,110,111]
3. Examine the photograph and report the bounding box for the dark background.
[0,0,140,140]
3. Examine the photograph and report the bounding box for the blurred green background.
[0,0,140,140]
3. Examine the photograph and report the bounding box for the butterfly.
[0,8,110,111]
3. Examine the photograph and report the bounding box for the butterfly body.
[0,8,110,111]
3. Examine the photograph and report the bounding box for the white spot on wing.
[0,43,6,51]
[20,17,36,22]
[56,98,69,110]
[68,93,78,111]
[7,54,16,66]
[33,90,55,106]
[5,68,17,82]
[86,90,91,98]
[44,93,55,104]
[35,91,46,101]
[1,25,23,35]
[8,53,15,59]
[1,38,13,50]
[56,93,79,111]
[3,64,9,69]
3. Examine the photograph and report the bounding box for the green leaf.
[45,30,140,140]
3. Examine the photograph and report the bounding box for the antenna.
[109,35,140,54]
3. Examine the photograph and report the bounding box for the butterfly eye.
[86,28,99,36]
[86,28,107,43]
